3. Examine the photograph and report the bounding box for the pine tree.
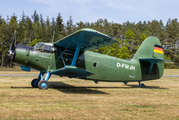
[21,11,26,24]
[55,13,64,40]
[31,10,39,23]
[66,16,74,35]
[0,16,6,66]
[76,21,85,29]
[25,16,33,42]
[125,29,135,57]
[165,19,179,62]
[17,21,26,44]
[0,14,3,25]
[85,22,90,28]
[39,14,46,41]
[45,16,52,42]
[94,19,103,32]
[17,12,27,44]
[111,23,121,39]
[103,19,113,37]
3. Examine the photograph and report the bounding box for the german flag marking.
[154,47,163,51]
[153,45,163,54]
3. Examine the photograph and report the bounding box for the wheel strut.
[139,82,145,88]
[31,71,45,88]
[38,72,51,89]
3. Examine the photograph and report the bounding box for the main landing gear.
[31,71,51,89]
[31,79,38,88]
[38,80,49,89]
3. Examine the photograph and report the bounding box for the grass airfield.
[0,69,179,119]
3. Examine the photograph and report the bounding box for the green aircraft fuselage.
[14,36,164,83]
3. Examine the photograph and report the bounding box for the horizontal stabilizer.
[50,66,94,78]
[139,58,173,74]
[139,58,173,63]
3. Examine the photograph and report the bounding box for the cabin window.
[93,63,97,67]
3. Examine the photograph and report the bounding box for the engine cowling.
[13,44,34,67]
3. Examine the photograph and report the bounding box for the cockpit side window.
[34,43,57,53]
[41,45,53,53]
[34,43,40,48]
[34,43,44,50]
[39,44,44,49]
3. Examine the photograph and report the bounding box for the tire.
[38,80,49,89]
[141,83,145,88]
[31,79,38,88]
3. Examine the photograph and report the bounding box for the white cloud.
[27,0,179,24]
[29,0,56,4]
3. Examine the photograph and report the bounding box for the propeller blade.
[10,30,16,51]
[7,30,16,59]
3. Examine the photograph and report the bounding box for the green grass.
[0,70,179,119]
[163,69,179,75]
[0,67,38,74]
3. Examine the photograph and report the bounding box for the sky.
[0,0,179,25]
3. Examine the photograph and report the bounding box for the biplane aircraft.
[7,28,171,89]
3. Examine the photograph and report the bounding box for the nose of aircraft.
[13,44,34,67]
[7,49,16,62]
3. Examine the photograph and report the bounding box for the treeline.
[0,11,179,68]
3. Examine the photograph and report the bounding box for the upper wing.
[53,28,117,51]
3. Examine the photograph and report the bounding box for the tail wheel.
[140,83,145,88]
[38,80,49,89]
[31,79,38,88]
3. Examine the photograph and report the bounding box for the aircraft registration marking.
[116,62,135,70]
[39,55,52,59]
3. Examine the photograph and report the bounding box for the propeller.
[7,30,16,60]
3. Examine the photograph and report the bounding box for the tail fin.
[133,37,163,59]
[133,37,170,80]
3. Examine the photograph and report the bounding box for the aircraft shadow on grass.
[125,84,167,89]
[11,81,107,94]
[48,81,108,94]
[49,81,167,90]
[11,81,167,94]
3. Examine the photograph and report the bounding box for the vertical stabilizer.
[133,37,163,59]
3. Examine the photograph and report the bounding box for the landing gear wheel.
[140,83,145,88]
[38,80,49,89]
[31,79,39,88]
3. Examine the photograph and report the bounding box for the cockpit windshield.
[34,42,57,53]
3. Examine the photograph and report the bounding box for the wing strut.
[71,40,86,66]
[58,41,72,67]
